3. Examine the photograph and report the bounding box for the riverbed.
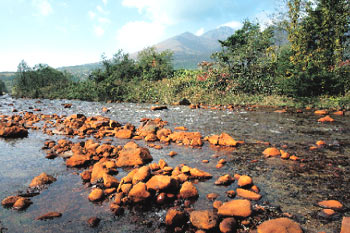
[0,95,349,233]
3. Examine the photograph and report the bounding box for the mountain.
[152,26,235,69]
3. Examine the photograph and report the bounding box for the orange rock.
[219,218,237,233]
[207,135,219,145]
[280,150,290,159]
[238,175,253,187]
[103,173,119,188]
[175,126,188,131]
[233,174,241,180]
[168,131,203,147]
[90,161,109,184]
[289,155,299,161]
[318,115,334,122]
[1,196,20,208]
[114,129,133,139]
[257,218,302,233]
[216,163,224,169]
[213,200,223,209]
[316,140,326,147]
[315,110,328,115]
[116,142,152,167]
[13,197,32,210]
[102,107,109,113]
[29,172,56,188]
[333,111,344,116]
[179,181,198,199]
[189,168,212,179]
[36,212,62,220]
[190,210,218,230]
[251,185,260,193]
[218,199,252,218]
[317,200,343,210]
[225,190,236,198]
[146,175,177,192]
[202,160,209,163]
[206,193,219,201]
[159,159,168,169]
[168,151,177,157]
[110,202,123,215]
[145,133,158,142]
[66,153,90,167]
[218,133,238,147]
[309,146,318,151]
[274,109,287,113]
[320,209,335,217]
[340,217,350,233]
[104,188,116,196]
[132,166,151,184]
[263,147,281,157]
[0,125,28,138]
[165,208,187,227]
[128,182,151,203]
[157,128,172,140]
[88,188,104,202]
[214,174,234,185]
[236,188,262,200]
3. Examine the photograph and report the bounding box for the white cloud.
[98,17,111,24]
[102,0,108,5]
[116,21,165,53]
[96,5,109,15]
[32,0,53,16]
[255,12,273,30]
[219,21,242,30]
[195,28,204,36]
[88,11,96,20]
[94,25,105,37]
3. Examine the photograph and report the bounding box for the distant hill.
[141,26,235,69]
[57,62,101,80]
[0,72,16,92]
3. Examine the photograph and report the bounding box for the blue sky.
[0,0,278,71]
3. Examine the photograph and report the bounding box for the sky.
[0,0,278,71]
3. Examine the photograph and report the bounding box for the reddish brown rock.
[103,173,119,188]
[317,200,343,210]
[116,142,152,167]
[88,188,104,202]
[165,208,187,227]
[236,188,262,201]
[110,202,123,215]
[90,161,109,184]
[225,190,236,198]
[319,209,336,218]
[29,172,56,188]
[316,140,326,147]
[175,126,188,131]
[215,174,234,185]
[263,148,281,157]
[341,217,350,233]
[219,218,237,233]
[333,111,344,116]
[189,168,212,179]
[318,115,334,122]
[145,133,158,142]
[314,110,328,115]
[213,200,223,209]
[1,196,20,208]
[66,153,90,167]
[218,199,252,218]
[151,106,168,111]
[0,125,28,138]
[237,175,253,187]
[168,131,203,147]
[80,170,92,182]
[87,217,100,227]
[146,175,177,192]
[179,181,198,199]
[190,210,218,230]
[132,166,151,184]
[207,193,219,201]
[168,151,177,157]
[36,212,62,220]
[218,133,238,147]
[128,182,151,203]
[256,218,302,233]
[13,197,32,210]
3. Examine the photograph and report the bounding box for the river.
[0,95,349,232]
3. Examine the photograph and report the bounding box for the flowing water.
[0,95,349,233]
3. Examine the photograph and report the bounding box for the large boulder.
[66,153,90,167]
[0,125,28,138]
[218,199,252,218]
[116,142,152,167]
[190,210,218,230]
[165,208,187,227]
[257,218,302,233]
[29,172,56,188]
[146,175,178,192]
[128,182,151,203]
[179,181,198,199]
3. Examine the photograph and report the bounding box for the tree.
[137,47,174,81]
[213,20,277,94]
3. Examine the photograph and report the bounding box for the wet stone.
[36,212,62,220]
[190,210,218,231]
[87,217,100,228]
